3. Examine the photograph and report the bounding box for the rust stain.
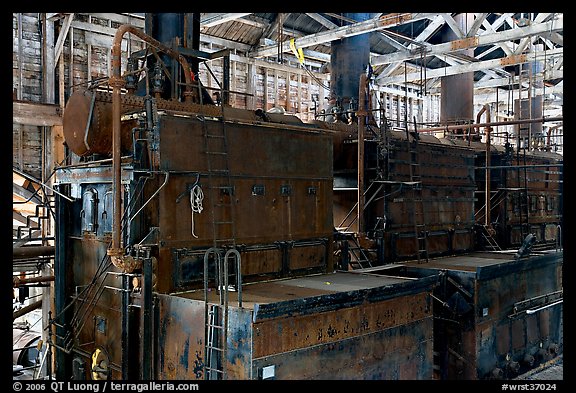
[253,292,431,358]
[378,13,413,27]
[451,36,479,51]
[500,54,528,66]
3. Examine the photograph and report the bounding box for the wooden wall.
[13,13,43,102]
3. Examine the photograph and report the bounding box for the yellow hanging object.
[290,38,305,65]
[91,348,109,380]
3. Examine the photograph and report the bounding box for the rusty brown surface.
[253,317,434,379]
[149,113,333,292]
[332,127,477,260]
[160,272,435,380]
[406,251,562,379]
[156,294,206,380]
[62,91,136,156]
[252,291,431,358]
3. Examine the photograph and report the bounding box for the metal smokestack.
[329,13,372,121]
[440,13,475,128]
[514,44,545,148]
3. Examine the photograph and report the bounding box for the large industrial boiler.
[49,13,562,381]
[51,14,437,380]
[323,11,562,380]
[325,94,563,381]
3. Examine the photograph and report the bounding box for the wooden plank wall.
[13,12,436,167]
[197,42,329,123]
[13,13,43,102]
[12,124,42,180]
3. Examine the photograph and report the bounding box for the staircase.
[13,168,55,247]
[345,233,373,269]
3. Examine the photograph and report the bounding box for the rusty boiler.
[52,17,437,381]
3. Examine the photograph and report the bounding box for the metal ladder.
[202,104,237,250]
[406,131,429,263]
[203,248,242,380]
[199,92,240,379]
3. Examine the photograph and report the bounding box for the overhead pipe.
[414,116,563,134]
[357,72,369,235]
[13,275,55,287]
[13,246,55,259]
[13,299,43,320]
[477,104,492,227]
[108,25,194,267]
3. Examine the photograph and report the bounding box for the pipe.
[477,104,492,227]
[525,299,563,314]
[13,299,43,320]
[357,72,368,235]
[109,24,192,262]
[13,275,55,287]
[13,246,55,259]
[415,116,563,134]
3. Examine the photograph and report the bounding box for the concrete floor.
[515,355,563,380]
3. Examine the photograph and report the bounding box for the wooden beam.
[440,13,465,39]
[17,13,23,101]
[372,17,563,68]
[89,13,145,27]
[13,101,62,126]
[42,13,55,104]
[52,124,65,164]
[264,68,269,110]
[13,211,37,226]
[274,70,278,108]
[253,13,437,58]
[69,27,74,94]
[305,13,338,29]
[376,48,563,84]
[54,13,74,68]
[17,124,23,171]
[467,13,488,37]
[228,52,328,81]
[247,62,255,110]
[479,16,514,56]
[201,13,252,28]
[473,70,563,89]
[13,183,42,205]
[235,15,269,29]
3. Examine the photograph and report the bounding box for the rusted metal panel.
[225,307,253,380]
[500,54,528,66]
[156,294,206,380]
[407,251,562,379]
[253,291,432,358]
[155,272,437,380]
[451,36,479,51]
[253,316,434,379]
[149,113,333,292]
[288,241,327,270]
[68,237,126,379]
[453,229,474,252]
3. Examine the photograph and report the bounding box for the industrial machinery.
[52,14,436,380]
[50,13,562,381]
[322,12,562,380]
